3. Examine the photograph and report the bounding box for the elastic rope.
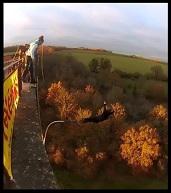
[41,45,45,81]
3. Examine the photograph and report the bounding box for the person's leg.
[29,57,35,83]
[30,58,37,87]
[32,56,38,83]
[22,56,30,82]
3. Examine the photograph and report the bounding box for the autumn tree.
[150,105,168,121]
[148,104,168,170]
[111,102,126,122]
[75,108,92,121]
[120,124,161,173]
[48,146,65,166]
[46,81,78,120]
[75,145,89,160]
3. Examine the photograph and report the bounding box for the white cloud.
[3,3,168,61]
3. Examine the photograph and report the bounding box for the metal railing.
[4,59,23,96]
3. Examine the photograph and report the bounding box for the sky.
[4,3,168,62]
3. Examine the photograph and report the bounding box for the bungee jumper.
[82,101,113,123]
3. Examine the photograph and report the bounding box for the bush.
[150,105,168,121]
[124,96,152,121]
[89,57,112,73]
[150,65,165,81]
[111,102,126,122]
[96,70,114,94]
[120,124,161,173]
[88,58,99,73]
[84,84,95,94]
[75,145,89,160]
[49,148,65,166]
[46,81,78,120]
[99,58,112,72]
[111,72,124,88]
[145,82,167,102]
[113,69,140,79]
[43,55,89,90]
[75,108,92,121]
[74,88,103,114]
[106,86,124,103]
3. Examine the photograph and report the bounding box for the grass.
[54,168,168,189]
[54,50,168,75]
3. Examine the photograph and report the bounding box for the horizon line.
[4,43,168,63]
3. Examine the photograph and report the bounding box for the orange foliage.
[46,81,62,104]
[75,145,89,160]
[46,81,78,120]
[120,124,161,171]
[150,105,168,121]
[111,103,126,121]
[75,107,92,121]
[95,152,107,161]
[48,148,65,166]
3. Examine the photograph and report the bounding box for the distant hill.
[4,45,167,65]
[4,45,18,53]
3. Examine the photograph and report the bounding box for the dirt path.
[11,83,58,189]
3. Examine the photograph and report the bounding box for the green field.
[4,46,167,75]
[55,50,168,75]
